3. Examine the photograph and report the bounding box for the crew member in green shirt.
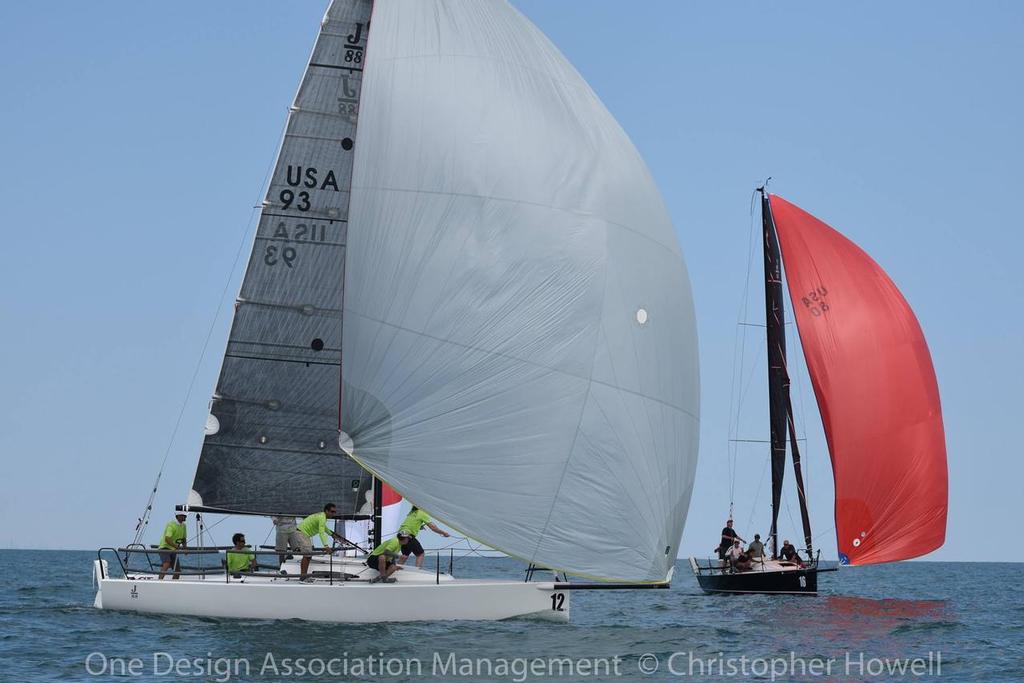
[226,533,258,577]
[365,531,411,583]
[396,506,450,568]
[295,503,348,581]
[158,510,188,580]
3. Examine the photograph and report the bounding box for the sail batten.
[769,194,947,565]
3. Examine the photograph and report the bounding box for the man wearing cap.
[396,506,450,569]
[294,503,348,581]
[158,511,188,580]
[747,533,765,559]
[366,531,411,583]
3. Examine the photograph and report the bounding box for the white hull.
[94,561,569,623]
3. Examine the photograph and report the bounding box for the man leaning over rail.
[395,506,450,569]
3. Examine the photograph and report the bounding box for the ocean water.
[0,550,1020,682]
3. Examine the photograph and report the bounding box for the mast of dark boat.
[759,187,813,559]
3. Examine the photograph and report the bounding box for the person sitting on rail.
[226,533,258,577]
[366,531,411,583]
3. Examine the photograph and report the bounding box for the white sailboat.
[94,0,699,623]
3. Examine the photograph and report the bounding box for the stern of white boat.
[93,558,108,608]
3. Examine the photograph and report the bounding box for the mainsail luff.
[190,0,375,517]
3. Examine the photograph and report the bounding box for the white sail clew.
[340,0,699,582]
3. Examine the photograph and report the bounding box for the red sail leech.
[768,194,947,565]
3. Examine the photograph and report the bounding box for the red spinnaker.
[381,483,402,507]
[769,194,947,565]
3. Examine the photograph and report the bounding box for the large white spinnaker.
[340,0,699,582]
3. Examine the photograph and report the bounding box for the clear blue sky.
[1,2,1020,561]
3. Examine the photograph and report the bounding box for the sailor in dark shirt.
[778,540,803,566]
[716,519,745,559]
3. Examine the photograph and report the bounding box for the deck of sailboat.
[688,555,827,595]
[94,556,571,623]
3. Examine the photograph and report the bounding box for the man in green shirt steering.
[294,503,348,581]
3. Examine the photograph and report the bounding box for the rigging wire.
[744,454,771,536]
[129,211,255,549]
[724,190,762,510]
[130,113,290,548]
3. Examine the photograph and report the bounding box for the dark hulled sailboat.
[691,188,948,595]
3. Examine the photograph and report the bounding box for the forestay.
[340,0,700,582]
[191,0,375,517]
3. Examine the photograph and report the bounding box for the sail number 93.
[265,245,297,268]
[280,189,311,212]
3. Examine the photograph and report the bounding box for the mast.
[761,188,788,559]
[760,189,812,559]
[371,477,383,549]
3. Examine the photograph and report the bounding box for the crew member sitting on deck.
[366,531,411,583]
[157,510,188,580]
[716,519,744,560]
[294,503,349,581]
[747,533,765,559]
[725,539,744,570]
[778,540,804,566]
[396,506,451,569]
[734,551,753,572]
[227,533,258,577]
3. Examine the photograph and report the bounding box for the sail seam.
[350,184,680,256]
[526,220,613,565]
[341,308,697,420]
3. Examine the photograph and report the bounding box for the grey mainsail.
[191,0,374,517]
